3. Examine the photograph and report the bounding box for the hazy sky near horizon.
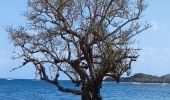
[0,0,170,79]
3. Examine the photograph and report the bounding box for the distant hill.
[105,73,170,83]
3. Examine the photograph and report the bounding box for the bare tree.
[6,0,150,100]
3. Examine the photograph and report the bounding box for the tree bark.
[81,83,102,100]
[91,83,102,100]
[81,91,92,100]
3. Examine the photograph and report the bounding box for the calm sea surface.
[0,79,170,100]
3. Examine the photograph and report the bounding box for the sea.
[0,79,170,100]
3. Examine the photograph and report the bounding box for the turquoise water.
[0,79,170,100]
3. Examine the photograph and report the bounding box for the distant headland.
[105,73,170,83]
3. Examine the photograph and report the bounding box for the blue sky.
[0,0,170,79]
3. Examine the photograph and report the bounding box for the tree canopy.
[6,0,150,100]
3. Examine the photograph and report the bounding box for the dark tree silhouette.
[6,0,150,100]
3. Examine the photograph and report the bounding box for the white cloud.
[132,47,170,76]
[150,20,169,31]
[150,21,158,30]
[160,24,168,30]
[138,47,170,64]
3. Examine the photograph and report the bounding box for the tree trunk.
[81,91,102,100]
[81,83,102,100]
[91,84,102,100]
[81,91,92,100]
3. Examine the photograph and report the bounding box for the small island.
[105,73,170,83]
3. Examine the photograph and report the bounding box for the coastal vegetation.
[6,0,150,100]
[105,73,170,83]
